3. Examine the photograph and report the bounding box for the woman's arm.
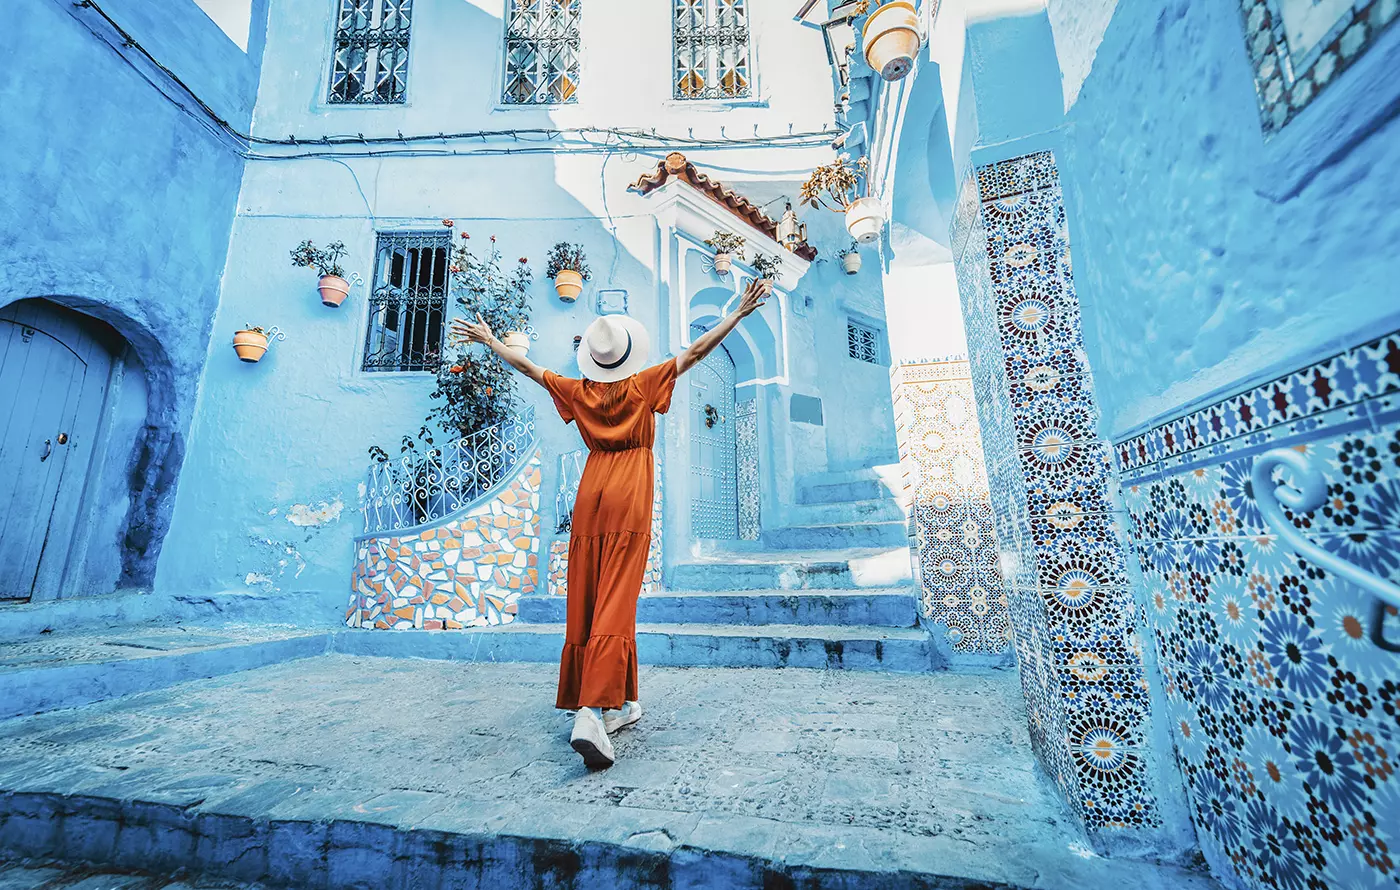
[677,278,771,375]
[448,314,548,386]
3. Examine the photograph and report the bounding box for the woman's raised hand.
[736,278,772,318]
[449,313,495,346]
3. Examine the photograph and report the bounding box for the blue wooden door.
[689,344,738,539]
[0,302,111,600]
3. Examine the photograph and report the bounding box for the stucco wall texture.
[0,1,259,591]
[1058,0,1400,441]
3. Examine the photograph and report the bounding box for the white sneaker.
[570,708,615,768]
[603,701,643,734]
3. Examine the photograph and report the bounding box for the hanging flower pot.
[502,331,531,354]
[553,269,584,302]
[317,274,350,307]
[845,197,884,244]
[547,242,590,303]
[713,252,734,274]
[290,239,352,309]
[232,327,270,363]
[841,250,862,275]
[863,1,922,81]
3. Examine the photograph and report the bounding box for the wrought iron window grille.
[847,319,881,364]
[361,231,450,373]
[673,0,752,100]
[362,407,538,534]
[502,0,582,105]
[329,0,413,105]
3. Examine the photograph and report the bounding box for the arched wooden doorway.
[0,301,118,600]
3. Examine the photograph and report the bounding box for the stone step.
[796,464,902,506]
[516,589,919,627]
[760,520,907,551]
[796,478,889,505]
[672,547,912,590]
[336,624,941,673]
[785,496,906,526]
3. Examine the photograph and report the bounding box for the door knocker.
[704,404,722,429]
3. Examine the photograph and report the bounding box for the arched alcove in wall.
[687,281,782,386]
[0,296,179,599]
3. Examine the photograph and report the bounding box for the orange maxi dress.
[543,358,678,711]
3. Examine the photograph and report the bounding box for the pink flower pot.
[318,274,350,307]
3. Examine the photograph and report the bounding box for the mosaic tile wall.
[737,399,760,541]
[892,359,1010,655]
[1237,0,1399,135]
[346,453,542,629]
[1118,332,1400,890]
[547,452,664,598]
[952,150,1164,839]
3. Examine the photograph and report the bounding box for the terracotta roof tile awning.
[629,152,819,262]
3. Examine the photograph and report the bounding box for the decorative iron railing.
[554,449,587,534]
[361,407,537,535]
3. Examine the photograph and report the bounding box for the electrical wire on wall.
[65,0,840,169]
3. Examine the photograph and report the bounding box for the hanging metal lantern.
[777,202,807,252]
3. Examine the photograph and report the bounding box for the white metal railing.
[361,406,537,535]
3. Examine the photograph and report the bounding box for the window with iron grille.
[674,0,752,100]
[328,0,413,104]
[502,0,581,105]
[362,232,450,372]
[847,319,881,364]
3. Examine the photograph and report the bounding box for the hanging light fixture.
[776,201,807,252]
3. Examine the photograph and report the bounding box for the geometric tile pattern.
[737,398,760,541]
[1116,332,1400,475]
[346,453,542,629]
[546,452,665,598]
[954,151,1164,837]
[1236,0,1400,135]
[892,360,1010,654]
[1118,335,1400,890]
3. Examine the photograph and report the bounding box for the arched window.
[674,0,752,100]
[328,0,413,104]
[502,0,582,105]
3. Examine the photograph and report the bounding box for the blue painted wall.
[0,0,264,593]
[1056,3,1400,889]
[153,0,898,613]
[1060,0,1400,442]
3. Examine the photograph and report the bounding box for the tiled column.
[892,359,1011,658]
[952,151,1166,844]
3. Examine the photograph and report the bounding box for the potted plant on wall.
[837,242,862,275]
[704,230,746,274]
[232,325,271,362]
[546,242,590,303]
[800,155,882,244]
[290,240,351,307]
[750,252,782,284]
[862,1,921,81]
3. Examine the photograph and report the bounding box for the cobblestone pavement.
[0,656,1217,888]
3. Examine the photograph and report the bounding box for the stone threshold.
[0,782,1217,890]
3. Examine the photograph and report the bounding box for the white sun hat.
[577,314,651,382]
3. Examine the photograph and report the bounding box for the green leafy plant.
[799,155,870,213]
[704,230,746,254]
[545,242,591,280]
[289,239,349,277]
[749,252,782,281]
[837,241,860,259]
[239,325,268,334]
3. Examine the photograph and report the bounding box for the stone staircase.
[496,465,941,674]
